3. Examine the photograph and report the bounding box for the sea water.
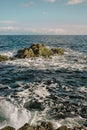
[0,35,87,129]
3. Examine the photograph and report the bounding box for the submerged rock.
[15,43,64,59]
[0,54,9,62]
[24,100,44,111]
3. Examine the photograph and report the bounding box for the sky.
[0,0,87,35]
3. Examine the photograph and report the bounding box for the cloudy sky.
[0,0,87,35]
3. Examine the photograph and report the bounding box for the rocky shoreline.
[1,122,86,130]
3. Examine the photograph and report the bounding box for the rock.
[18,123,34,130]
[41,122,54,130]
[57,126,69,130]
[36,126,46,130]
[73,126,86,130]
[18,122,54,130]
[15,43,64,59]
[51,48,64,55]
[1,126,15,130]
[24,100,44,111]
[0,54,9,62]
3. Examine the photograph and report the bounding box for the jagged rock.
[15,43,64,59]
[1,126,15,130]
[0,54,9,62]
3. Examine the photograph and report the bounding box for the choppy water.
[0,35,87,129]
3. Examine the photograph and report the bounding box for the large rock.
[0,54,9,62]
[15,43,64,59]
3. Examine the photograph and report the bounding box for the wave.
[0,99,31,129]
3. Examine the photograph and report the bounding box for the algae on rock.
[15,43,64,59]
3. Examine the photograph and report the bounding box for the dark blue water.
[0,35,87,54]
[0,35,87,129]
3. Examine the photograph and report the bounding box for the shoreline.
[1,122,87,130]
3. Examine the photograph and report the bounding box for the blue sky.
[0,0,87,35]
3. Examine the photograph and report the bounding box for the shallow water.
[0,35,87,129]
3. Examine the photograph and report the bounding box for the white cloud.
[0,26,66,34]
[60,24,87,35]
[0,26,19,32]
[0,25,87,35]
[67,0,86,5]
[43,0,56,3]
[0,20,16,24]
[22,1,34,7]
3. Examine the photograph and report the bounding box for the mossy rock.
[15,43,64,59]
[0,54,9,62]
[24,49,34,58]
[1,126,15,130]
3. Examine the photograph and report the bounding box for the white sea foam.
[59,116,86,129]
[34,86,50,98]
[0,51,16,57]
[0,99,31,129]
[77,86,87,93]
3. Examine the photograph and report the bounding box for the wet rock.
[51,48,64,55]
[80,106,87,118]
[0,54,9,62]
[1,126,15,130]
[24,100,44,111]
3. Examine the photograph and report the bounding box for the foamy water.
[0,35,87,129]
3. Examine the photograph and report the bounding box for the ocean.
[0,35,87,129]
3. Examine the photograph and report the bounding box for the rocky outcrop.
[15,43,64,58]
[0,54,9,62]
